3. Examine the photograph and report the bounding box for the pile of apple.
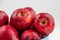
[0,7,55,40]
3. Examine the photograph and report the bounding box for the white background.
[0,0,60,40]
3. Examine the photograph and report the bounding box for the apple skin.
[21,30,40,40]
[10,7,36,31]
[33,13,55,38]
[0,10,8,26]
[0,25,19,40]
[24,7,36,21]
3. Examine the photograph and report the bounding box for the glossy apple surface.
[33,13,55,38]
[10,7,36,30]
[24,7,36,21]
[0,10,8,26]
[0,25,19,40]
[21,30,40,40]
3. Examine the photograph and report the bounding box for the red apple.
[21,30,40,40]
[0,10,8,26]
[0,25,19,40]
[10,7,36,30]
[33,13,55,38]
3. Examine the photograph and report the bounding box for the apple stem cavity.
[21,12,25,16]
[39,18,48,27]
